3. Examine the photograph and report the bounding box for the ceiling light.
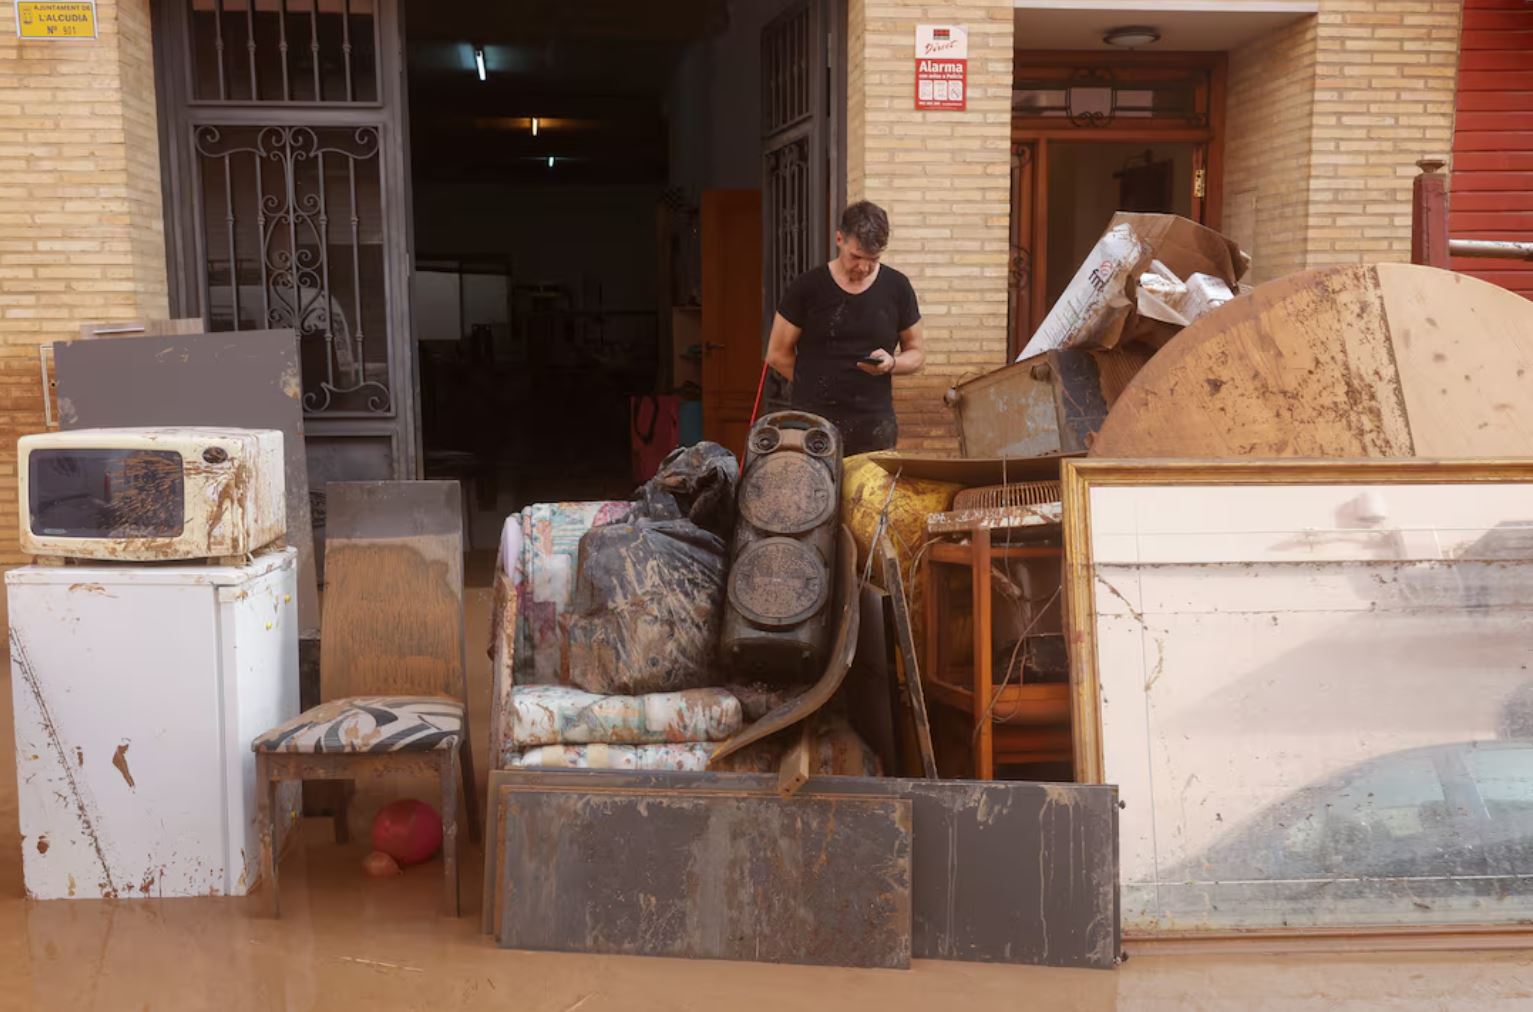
[531,117,539,137]
[1103,26,1160,48]
[474,47,486,81]
[547,156,555,169]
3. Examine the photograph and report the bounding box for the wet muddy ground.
[2,584,1531,1010]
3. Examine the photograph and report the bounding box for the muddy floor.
[2,583,1531,1010]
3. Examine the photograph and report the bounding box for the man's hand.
[857,348,896,375]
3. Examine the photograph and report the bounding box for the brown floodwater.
[2,588,1531,1010]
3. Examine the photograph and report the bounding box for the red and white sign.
[915,24,967,111]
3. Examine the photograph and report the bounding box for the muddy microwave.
[18,427,285,562]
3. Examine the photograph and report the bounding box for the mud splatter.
[36,836,49,854]
[67,583,114,597]
[74,747,83,767]
[11,628,117,896]
[113,743,136,789]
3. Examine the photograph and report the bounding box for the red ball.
[369,799,443,866]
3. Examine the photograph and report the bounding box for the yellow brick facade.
[0,0,1468,506]
[0,0,169,567]
[1225,0,1463,281]
[847,0,1016,451]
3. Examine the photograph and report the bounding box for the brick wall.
[846,0,1015,451]
[1305,0,1462,268]
[1224,0,1462,280]
[0,0,168,567]
[1223,16,1318,283]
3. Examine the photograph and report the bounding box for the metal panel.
[496,782,913,969]
[481,769,1120,970]
[948,348,1142,459]
[53,329,321,640]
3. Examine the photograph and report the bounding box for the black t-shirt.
[777,264,920,451]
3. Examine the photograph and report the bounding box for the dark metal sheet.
[495,782,913,968]
[844,586,900,776]
[54,329,320,637]
[1050,348,1113,454]
[481,769,1119,970]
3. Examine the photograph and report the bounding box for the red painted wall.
[1450,0,1533,299]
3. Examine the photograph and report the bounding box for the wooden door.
[1007,52,1225,359]
[701,189,763,453]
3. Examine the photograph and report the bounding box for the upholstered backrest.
[321,481,464,703]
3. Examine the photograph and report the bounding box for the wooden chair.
[252,480,480,916]
[922,526,1072,779]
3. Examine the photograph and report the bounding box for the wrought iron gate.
[761,0,842,322]
[153,0,418,483]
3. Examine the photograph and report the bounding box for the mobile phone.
[858,353,883,366]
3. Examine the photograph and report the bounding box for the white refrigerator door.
[218,558,299,895]
[8,550,298,899]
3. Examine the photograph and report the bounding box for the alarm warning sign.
[915,25,967,111]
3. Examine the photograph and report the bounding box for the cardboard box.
[1018,213,1249,360]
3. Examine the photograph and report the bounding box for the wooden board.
[1092,264,1533,459]
[869,451,1077,488]
[481,769,1120,969]
[495,782,913,968]
[1382,265,1533,457]
[879,535,938,779]
[320,481,464,701]
[701,189,763,454]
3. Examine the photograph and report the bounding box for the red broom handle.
[743,360,770,456]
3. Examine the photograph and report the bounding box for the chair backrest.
[320,480,465,703]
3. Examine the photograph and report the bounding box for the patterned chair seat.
[253,696,463,754]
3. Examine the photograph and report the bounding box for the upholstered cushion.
[253,696,463,754]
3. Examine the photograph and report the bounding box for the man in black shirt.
[765,201,926,455]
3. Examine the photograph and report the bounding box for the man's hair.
[839,201,890,254]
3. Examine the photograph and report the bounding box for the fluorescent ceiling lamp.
[474,47,486,81]
[532,117,540,136]
[547,156,555,168]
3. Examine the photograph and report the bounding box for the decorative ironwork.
[762,2,814,136]
[1009,247,1031,295]
[193,124,392,414]
[1013,65,1209,128]
[188,0,379,104]
[761,0,824,319]
[765,138,811,307]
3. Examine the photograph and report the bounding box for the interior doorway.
[1008,52,1225,358]
[152,0,844,560]
[402,0,844,551]
[1043,141,1198,309]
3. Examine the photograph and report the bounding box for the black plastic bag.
[630,441,737,537]
[566,442,738,695]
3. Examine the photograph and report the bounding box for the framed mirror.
[1063,459,1533,938]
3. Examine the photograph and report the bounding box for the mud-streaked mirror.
[1064,460,1533,937]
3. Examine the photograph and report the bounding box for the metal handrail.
[1413,158,1533,266]
[1449,239,1533,262]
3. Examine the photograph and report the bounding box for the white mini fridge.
[8,547,299,899]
